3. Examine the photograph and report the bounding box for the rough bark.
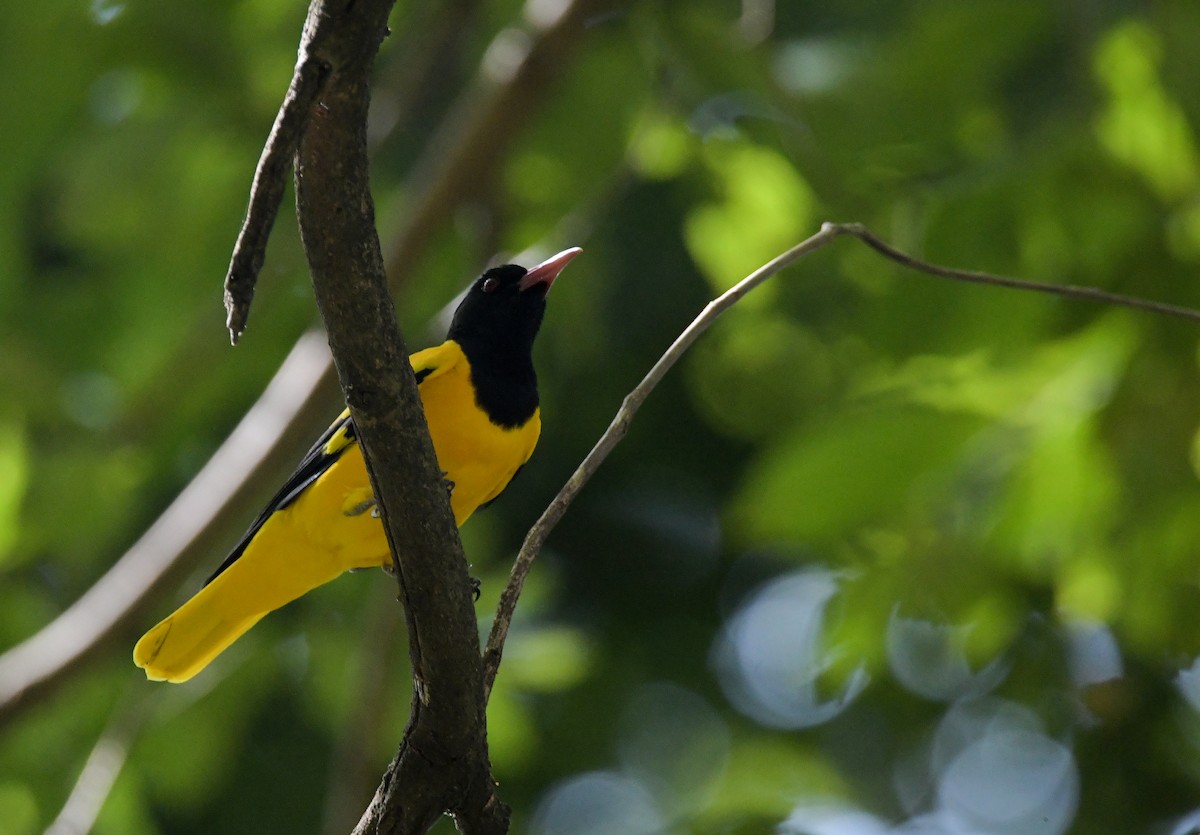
[291,0,507,831]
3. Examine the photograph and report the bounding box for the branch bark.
[291,0,505,831]
[224,56,332,344]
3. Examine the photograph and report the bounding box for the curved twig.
[841,222,1200,324]
[481,224,846,700]
[481,221,1200,700]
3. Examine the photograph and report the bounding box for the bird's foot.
[441,470,456,497]
[469,576,481,602]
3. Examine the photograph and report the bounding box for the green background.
[3,0,1200,832]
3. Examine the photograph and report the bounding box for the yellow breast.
[421,346,541,522]
[284,341,540,568]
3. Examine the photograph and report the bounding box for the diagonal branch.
[481,224,845,699]
[383,0,612,283]
[224,56,332,344]
[45,687,148,835]
[481,221,1200,700]
[0,332,339,725]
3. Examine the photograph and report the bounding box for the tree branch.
[291,0,506,831]
[45,687,147,835]
[481,221,1200,699]
[480,224,845,699]
[0,333,339,725]
[224,56,332,344]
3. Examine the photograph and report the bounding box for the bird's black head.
[446,247,580,427]
[447,247,580,363]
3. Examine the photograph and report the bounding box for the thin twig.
[0,333,338,726]
[839,222,1200,324]
[481,224,846,700]
[481,220,1200,701]
[45,689,148,835]
[224,56,332,344]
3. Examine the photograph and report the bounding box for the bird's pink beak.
[518,247,582,293]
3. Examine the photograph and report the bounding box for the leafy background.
[3,0,1200,833]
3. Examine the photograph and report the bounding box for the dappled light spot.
[932,698,1077,834]
[684,142,813,298]
[1175,657,1200,712]
[937,725,1077,833]
[784,697,1078,834]
[58,372,121,430]
[88,0,125,26]
[628,111,693,180]
[1168,807,1200,835]
[482,28,532,85]
[497,624,596,693]
[712,569,869,729]
[1093,20,1199,201]
[616,682,730,820]
[779,802,893,835]
[1064,619,1128,724]
[1065,619,1122,688]
[88,70,142,125]
[885,608,1008,702]
[531,771,665,835]
[772,38,860,95]
[0,423,28,565]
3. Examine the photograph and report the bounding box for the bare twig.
[481,224,845,699]
[481,221,1200,700]
[224,56,332,344]
[840,223,1200,324]
[45,689,148,835]
[0,333,338,725]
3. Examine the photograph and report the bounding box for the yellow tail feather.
[134,599,268,683]
[134,510,384,683]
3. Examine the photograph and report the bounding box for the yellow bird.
[134,248,581,683]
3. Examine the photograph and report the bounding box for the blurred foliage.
[3,0,1200,833]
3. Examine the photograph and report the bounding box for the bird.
[134,247,581,683]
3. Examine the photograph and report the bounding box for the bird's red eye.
[482,277,499,294]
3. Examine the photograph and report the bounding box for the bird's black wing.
[204,366,438,586]
[205,410,358,585]
[204,367,444,587]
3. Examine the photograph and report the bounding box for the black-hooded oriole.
[133,247,580,683]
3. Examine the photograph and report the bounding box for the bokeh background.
[3,0,1200,833]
